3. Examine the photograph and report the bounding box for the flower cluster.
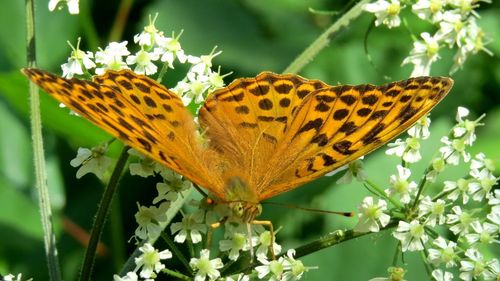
[355,106,498,281]
[364,0,492,76]
[61,15,225,107]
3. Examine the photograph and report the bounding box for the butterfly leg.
[252,220,275,260]
[206,217,228,252]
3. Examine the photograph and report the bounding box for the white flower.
[459,248,487,281]
[431,269,454,281]
[470,153,495,173]
[113,272,138,281]
[489,189,500,207]
[412,0,444,23]
[439,136,470,165]
[189,249,223,281]
[487,205,500,228]
[257,249,309,281]
[207,68,227,90]
[354,197,390,232]
[155,31,188,68]
[427,237,458,268]
[335,158,367,184]
[443,178,471,204]
[95,41,130,74]
[446,206,475,235]
[453,106,480,145]
[369,267,406,281]
[61,41,95,78]
[281,249,311,280]
[255,227,281,260]
[385,137,422,163]
[69,146,113,180]
[450,19,492,73]
[188,48,222,75]
[255,250,309,281]
[437,11,467,47]
[418,196,446,226]
[469,168,498,201]
[153,171,191,204]
[126,48,160,75]
[48,0,79,14]
[255,256,286,281]
[173,71,211,105]
[386,165,417,204]
[170,212,207,244]
[393,220,428,252]
[134,202,169,240]
[402,32,441,76]
[484,258,499,281]
[219,227,253,261]
[465,221,499,245]
[128,149,161,177]
[134,14,163,47]
[134,243,172,279]
[61,50,95,78]
[364,0,403,28]
[407,115,431,139]
[426,157,446,182]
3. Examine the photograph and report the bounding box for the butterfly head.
[225,177,262,222]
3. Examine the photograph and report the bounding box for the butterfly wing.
[198,72,329,198]
[23,68,224,195]
[259,76,453,200]
[199,72,453,201]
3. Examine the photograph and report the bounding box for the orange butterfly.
[23,69,453,222]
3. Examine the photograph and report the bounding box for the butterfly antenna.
[262,201,354,217]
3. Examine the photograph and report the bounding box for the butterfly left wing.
[22,68,223,194]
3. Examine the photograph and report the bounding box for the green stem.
[161,232,192,274]
[220,258,237,274]
[230,222,398,276]
[411,167,430,209]
[282,0,370,74]
[391,242,400,266]
[110,195,126,271]
[187,233,195,258]
[108,0,134,42]
[163,268,191,280]
[25,0,62,279]
[364,179,403,209]
[79,146,130,281]
[420,246,432,276]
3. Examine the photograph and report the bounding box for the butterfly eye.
[229,202,245,217]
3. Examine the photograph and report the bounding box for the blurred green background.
[0,0,499,280]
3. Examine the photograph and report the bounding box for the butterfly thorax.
[225,177,262,223]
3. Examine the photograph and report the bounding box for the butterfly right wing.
[258,76,453,200]
[22,68,224,195]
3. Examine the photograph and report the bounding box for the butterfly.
[22,68,453,222]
